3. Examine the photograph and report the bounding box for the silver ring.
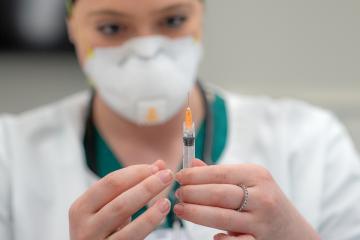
[237,184,249,212]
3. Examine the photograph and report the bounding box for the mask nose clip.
[116,36,170,65]
[117,48,162,66]
[131,38,165,59]
[137,49,162,61]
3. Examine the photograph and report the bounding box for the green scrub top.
[85,93,228,228]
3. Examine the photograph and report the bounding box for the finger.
[107,198,171,240]
[214,233,255,240]
[116,217,131,230]
[154,159,167,170]
[176,184,254,211]
[174,203,254,234]
[176,164,262,186]
[94,169,174,236]
[192,159,207,167]
[214,233,227,240]
[78,160,165,213]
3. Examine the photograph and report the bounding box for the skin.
[68,0,205,170]
[175,160,321,240]
[67,0,320,239]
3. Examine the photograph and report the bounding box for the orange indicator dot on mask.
[146,107,159,122]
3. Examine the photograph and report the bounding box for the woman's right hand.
[69,160,174,240]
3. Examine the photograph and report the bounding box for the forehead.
[74,0,195,14]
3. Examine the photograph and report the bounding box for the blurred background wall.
[0,0,359,150]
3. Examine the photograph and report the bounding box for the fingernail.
[174,203,184,215]
[214,233,227,240]
[158,170,173,184]
[157,198,170,214]
[151,165,160,174]
[175,173,182,185]
[174,189,181,201]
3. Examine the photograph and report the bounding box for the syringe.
[183,106,195,169]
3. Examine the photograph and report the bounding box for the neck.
[93,85,205,149]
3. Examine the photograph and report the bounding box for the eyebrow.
[152,3,193,14]
[88,3,193,18]
[88,10,130,18]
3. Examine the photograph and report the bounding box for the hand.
[69,160,174,240]
[174,160,320,240]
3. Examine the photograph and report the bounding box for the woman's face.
[67,0,204,65]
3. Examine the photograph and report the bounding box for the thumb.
[191,159,207,167]
[214,233,256,240]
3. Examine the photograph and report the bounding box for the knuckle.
[142,179,158,196]
[69,199,94,239]
[111,199,128,216]
[104,172,123,189]
[177,187,186,201]
[116,236,128,240]
[232,217,243,231]
[180,186,194,201]
[142,211,160,227]
[214,168,228,183]
[260,193,277,209]
[69,218,92,240]
[181,170,194,183]
[252,165,273,182]
[74,232,92,240]
[109,233,127,240]
[219,211,235,228]
[68,200,81,220]
[260,170,273,182]
[131,164,152,176]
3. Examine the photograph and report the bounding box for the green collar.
[85,92,228,228]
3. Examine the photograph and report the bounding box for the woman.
[0,0,359,239]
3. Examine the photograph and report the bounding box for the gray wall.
[200,0,360,149]
[0,0,359,150]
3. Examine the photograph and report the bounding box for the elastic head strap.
[65,0,73,17]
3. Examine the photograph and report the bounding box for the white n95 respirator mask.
[83,36,203,125]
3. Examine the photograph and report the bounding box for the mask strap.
[65,0,73,17]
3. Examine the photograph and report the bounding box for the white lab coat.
[0,89,360,240]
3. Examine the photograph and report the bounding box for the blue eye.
[97,24,124,36]
[164,15,188,29]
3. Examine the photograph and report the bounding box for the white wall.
[0,0,359,149]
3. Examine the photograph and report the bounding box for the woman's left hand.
[174,160,320,240]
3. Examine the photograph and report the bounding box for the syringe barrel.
[183,146,195,169]
[183,137,195,169]
[183,120,195,169]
